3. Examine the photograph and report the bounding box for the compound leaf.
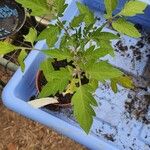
[0,41,17,55]
[37,25,60,47]
[40,59,54,81]
[39,68,72,98]
[86,61,123,81]
[54,0,68,16]
[111,75,134,91]
[71,85,97,133]
[104,0,118,17]
[24,28,37,46]
[43,49,73,61]
[18,50,27,72]
[77,2,95,26]
[16,0,50,16]
[70,14,85,28]
[120,0,147,17]
[112,18,141,38]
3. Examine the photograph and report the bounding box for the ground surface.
[0,65,86,150]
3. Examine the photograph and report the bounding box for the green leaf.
[77,2,95,26]
[91,27,103,37]
[54,0,68,16]
[98,32,119,40]
[16,0,50,16]
[84,40,115,62]
[0,41,17,55]
[39,68,72,98]
[18,50,27,72]
[86,79,98,92]
[112,18,141,38]
[84,46,114,62]
[24,28,37,46]
[70,14,85,28]
[93,47,114,58]
[84,45,95,56]
[37,25,60,47]
[112,75,134,89]
[43,49,73,61]
[39,78,68,98]
[71,85,97,133]
[99,40,115,56]
[45,68,72,82]
[86,61,123,81]
[120,0,147,17]
[110,79,118,93]
[104,0,118,17]
[40,59,54,81]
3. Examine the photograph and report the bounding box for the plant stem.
[77,70,82,87]
[56,17,70,36]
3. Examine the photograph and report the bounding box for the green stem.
[56,17,70,36]
[15,46,43,52]
[77,69,82,87]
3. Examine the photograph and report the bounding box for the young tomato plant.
[0,0,147,133]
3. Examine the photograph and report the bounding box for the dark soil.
[114,35,147,62]
[125,94,150,124]
[116,40,128,52]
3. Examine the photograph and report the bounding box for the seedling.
[0,0,147,133]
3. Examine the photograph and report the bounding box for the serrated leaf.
[0,41,17,55]
[112,18,141,38]
[43,49,73,61]
[84,41,115,62]
[104,0,118,17]
[18,50,27,72]
[111,79,118,93]
[54,0,68,16]
[91,27,103,37]
[77,2,95,26]
[84,45,95,56]
[16,0,50,16]
[39,78,68,98]
[39,68,72,98]
[40,59,54,81]
[86,61,123,81]
[37,25,60,47]
[70,14,85,28]
[99,40,114,56]
[24,28,37,46]
[84,46,114,62]
[98,32,119,40]
[86,79,98,92]
[71,85,97,133]
[46,68,72,81]
[112,75,134,89]
[120,1,147,17]
[93,47,114,58]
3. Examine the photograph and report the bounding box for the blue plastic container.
[84,0,150,31]
[2,0,150,149]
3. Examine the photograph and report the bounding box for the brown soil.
[0,65,86,150]
[125,93,150,124]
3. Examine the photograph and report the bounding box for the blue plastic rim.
[83,0,150,31]
[0,0,26,39]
